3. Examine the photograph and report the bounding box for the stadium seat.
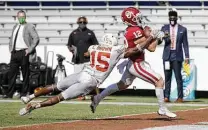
[188,32,194,37]
[87,16,115,24]
[94,10,121,16]
[183,25,204,31]
[60,10,95,16]
[49,38,68,44]
[181,16,208,23]
[40,38,67,45]
[105,24,126,31]
[37,31,60,38]
[152,9,168,15]
[60,31,71,37]
[145,16,169,23]
[191,10,208,15]
[140,9,152,15]
[204,25,208,30]
[75,24,105,31]
[27,10,61,16]
[177,10,192,15]
[0,17,15,23]
[0,10,17,16]
[195,32,208,37]
[3,24,16,30]
[36,24,72,31]
[0,38,10,44]
[27,17,47,23]
[48,16,76,24]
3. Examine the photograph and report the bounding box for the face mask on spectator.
[18,17,26,24]
[169,16,177,26]
[78,21,87,29]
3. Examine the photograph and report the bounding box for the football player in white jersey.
[19,33,152,116]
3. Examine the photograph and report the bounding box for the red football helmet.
[121,7,144,27]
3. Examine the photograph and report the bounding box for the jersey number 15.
[90,51,110,72]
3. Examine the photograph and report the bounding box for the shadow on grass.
[86,117,183,122]
[167,100,204,103]
[183,100,204,103]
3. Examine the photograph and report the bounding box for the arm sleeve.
[182,28,190,59]
[9,25,17,52]
[117,45,126,59]
[28,24,40,54]
[161,25,171,44]
[67,32,73,47]
[88,45,94,52]
[91,31,99,45]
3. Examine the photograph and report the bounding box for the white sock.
[97,83,119,103]
[29,94,35,99]
[34,103,41,109]
[155,88,166,110]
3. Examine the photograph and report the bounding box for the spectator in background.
[67,16,98,73]
[4,10,39,98]
[161,10,190,103]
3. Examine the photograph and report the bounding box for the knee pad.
[118,81,130,90]
[121,78,133,86]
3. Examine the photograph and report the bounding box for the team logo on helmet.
[125,11,132,18]
[102,34,118,46]
[103,35,112,45]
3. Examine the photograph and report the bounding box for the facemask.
[18,17,26,24]
[78,23,86,29]
[170,20,177,26]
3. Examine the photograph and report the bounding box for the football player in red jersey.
[90,7,176,118]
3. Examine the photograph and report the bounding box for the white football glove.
[156,31,165,41]
[150,29,161,39]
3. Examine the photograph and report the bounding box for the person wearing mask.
[4,10,39,98]
[67,16,99,74]
[161,10,190,103]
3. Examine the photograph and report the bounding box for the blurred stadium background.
[1,0,208,129]
[0,0,208,95]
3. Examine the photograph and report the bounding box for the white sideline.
[0,99,208,107]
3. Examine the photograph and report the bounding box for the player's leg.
[19,94,64,116]
[91,61,135,113]
[129,61,176,118]
[19,72,97,116]
[21,84,57,104]
[21,73,81,104]
[37,72,96,108]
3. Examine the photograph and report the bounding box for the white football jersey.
[83,44,125,83]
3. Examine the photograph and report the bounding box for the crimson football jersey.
[124,26,145,62]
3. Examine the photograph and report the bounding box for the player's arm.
[138,26,163,52]
[124,36,154,58]
[146,39,158,52]
[146,30,165,52]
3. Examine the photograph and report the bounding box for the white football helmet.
[101,33,118,46]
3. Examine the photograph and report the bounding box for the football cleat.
[21,96,31,104]
[157,107,177,118]
[19,103,35,116]
[90,95,99,113]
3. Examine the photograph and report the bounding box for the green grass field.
[0,96,207,128]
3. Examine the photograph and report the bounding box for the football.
[143,26,157,45]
